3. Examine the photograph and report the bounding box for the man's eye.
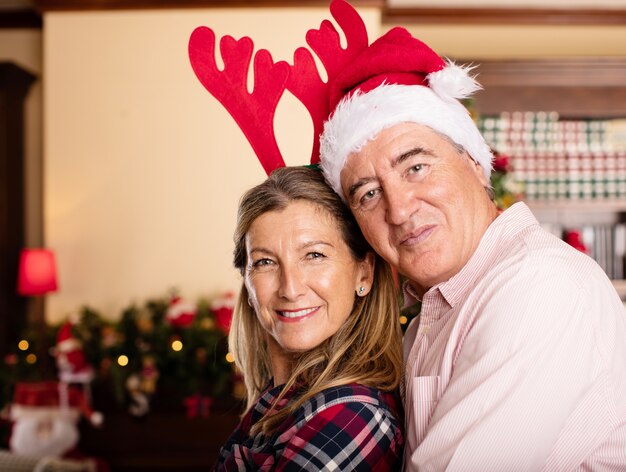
[408,164,424,174]
[252,258,273,267]
[359,188,380,205]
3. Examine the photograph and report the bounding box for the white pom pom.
[428,60,482,101]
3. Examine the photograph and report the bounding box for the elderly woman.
[216,166,403,470]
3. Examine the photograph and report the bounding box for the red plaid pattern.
[216,383,404,471]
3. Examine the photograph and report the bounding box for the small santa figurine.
[55,319,95,384]
[52,318,103,432]
[8,381,102,458]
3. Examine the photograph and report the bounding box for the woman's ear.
[356,252,375,296]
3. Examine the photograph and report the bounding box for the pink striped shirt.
[403,202,626,471]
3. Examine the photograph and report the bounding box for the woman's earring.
[358,286,365,296]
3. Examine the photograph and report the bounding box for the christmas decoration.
[7,381,100,458]
[210,291,235,334]
[165,295,197,328]
[0,291,236,427]
[564,229,589,254]
[183,393,213,419]
[490,149,525,210]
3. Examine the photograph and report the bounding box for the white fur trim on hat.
[428,60,482,101]
[320,83,493,201]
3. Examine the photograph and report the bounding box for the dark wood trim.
[460,57,626,118]
[0,9,42,29]
[33,0,383,12]
[0,62,37,359]
[472,58,626,88]
[383,7,626,25]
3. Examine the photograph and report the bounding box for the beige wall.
[398,24,626,59]
[43,7,382,323]
[0,29,43,248]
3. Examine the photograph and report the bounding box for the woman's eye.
[306,252,325,260]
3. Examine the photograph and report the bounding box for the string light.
[171,340,183,352]
[18,340,29,351]
[117,355,129,366]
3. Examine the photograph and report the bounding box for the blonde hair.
[229,167,402,433]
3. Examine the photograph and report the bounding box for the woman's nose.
[277,264,306,300]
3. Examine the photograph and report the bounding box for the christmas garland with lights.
[1,292,238,421]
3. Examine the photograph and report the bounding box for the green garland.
[1,294,235,416]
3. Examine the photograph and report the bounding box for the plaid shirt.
[216,383,404,471]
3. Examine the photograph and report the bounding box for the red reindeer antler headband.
[189,0,491,198]
[188,0,367,175]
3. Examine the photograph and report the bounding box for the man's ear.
[467,153,489,187]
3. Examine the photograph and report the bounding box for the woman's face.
[244,200,374,358]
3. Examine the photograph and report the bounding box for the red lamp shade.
[17,248,58,296]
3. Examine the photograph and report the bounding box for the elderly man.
[319,22,626,472]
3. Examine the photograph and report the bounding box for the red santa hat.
[320,26,493,200]
[56,321,81,353]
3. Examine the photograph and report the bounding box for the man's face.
[340,122,497,295]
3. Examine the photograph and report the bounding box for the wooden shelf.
[526,199,626,213]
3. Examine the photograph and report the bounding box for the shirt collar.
[402,202,538,310]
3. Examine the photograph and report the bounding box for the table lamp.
[17,248,58,376]
[17,248,58,296]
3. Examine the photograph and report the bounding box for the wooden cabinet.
[79,408,240,471]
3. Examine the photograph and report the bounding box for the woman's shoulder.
[293,383,402,424]
[280,383,404,470]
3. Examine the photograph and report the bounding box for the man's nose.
[385,183,419,226]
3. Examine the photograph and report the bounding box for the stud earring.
[358,287,365,296]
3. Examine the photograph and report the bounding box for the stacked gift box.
[478,111,626,201]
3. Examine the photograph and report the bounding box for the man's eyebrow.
[392,147,430,168]
[347,147,431,200]
[348,176,376,200]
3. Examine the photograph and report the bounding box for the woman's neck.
[267,339,294,387]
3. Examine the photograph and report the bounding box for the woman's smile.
[276,306,320,322]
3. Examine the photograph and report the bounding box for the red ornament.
[564,230,588,254]
[211,292,235,334]
[165,296,197,328]
[493,152,510,173]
